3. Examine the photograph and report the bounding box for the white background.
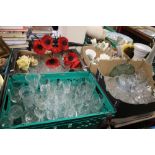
[0,0,155,155]
[0,0,155,25]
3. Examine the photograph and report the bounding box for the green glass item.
[109,64,135,77]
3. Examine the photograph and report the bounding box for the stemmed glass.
[34,107,45,122]
[24,111,39,123]
[46,109,55,120]
[63,80,72,94]
[25,73,41,91]
[9,105,24,125]
[8,87,21,104]
[19,86,35,111]
[34,94,47,110]
[0,116,11,128]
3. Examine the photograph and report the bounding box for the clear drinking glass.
[24,111,39,123]
[19,86,35,111]
[86,79,96,92]
[63,80,72,94]
[46,109,55,120]
[9,105,24,123]
[8,88,21,104]
[34,107,45,122]
[34,94,47,110]
[25,73,41,90]
[39,81,49,96]
[0,116,12,128]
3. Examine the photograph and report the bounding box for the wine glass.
[9,105,24,125]
[19,86,35,111]
[25,73,41,90]
[24,111,39,123]
[8,87,21,104]
[34,107,45,122]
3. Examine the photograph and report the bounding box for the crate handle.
[4,94,9,111]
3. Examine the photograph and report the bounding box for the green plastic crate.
[0,71,115,129]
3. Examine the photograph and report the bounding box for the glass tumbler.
[19,86,35,111]
[25,73,41,90]
[24,111,39,123]
[9,105,24,124]
[8,87,21,104]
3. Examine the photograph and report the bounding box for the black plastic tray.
[96,69,155,118]
[8,48,87,74]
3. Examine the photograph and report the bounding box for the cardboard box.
[81,45,116,75]
[98,59,155,87]
[96,59,155,118]
[0,37,11,73]
[0,37,10,58]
